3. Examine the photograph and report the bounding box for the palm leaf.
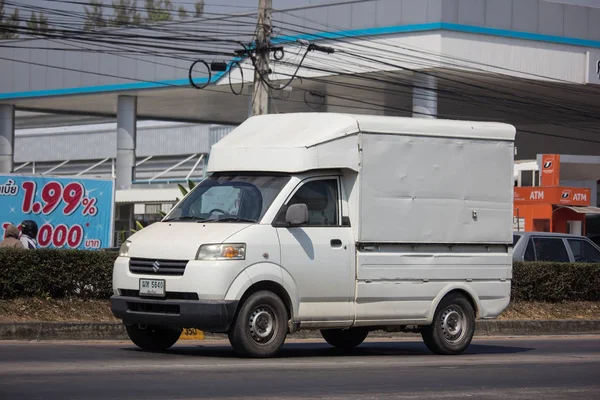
[177,183,188,197]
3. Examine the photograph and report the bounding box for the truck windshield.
[164,174,290,223]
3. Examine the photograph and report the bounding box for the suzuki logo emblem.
[152,261,161,273]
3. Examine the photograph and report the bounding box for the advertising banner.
[0,174,115,250]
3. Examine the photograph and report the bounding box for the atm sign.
[514,187,590,206]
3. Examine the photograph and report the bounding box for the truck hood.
[126,222,252,260]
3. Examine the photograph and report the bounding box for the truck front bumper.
[110,295,238,333]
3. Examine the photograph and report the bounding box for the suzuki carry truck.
[111,113,515,358]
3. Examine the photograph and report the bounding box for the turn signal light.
[196,243,246,260]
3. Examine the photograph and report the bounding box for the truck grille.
[129,258,188,276]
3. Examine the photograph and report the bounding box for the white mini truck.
[111,113,515,357]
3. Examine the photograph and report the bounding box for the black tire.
[125,324,182,351]
[321,328,369,350]
[421,293,475,355]
[228,290,288,358]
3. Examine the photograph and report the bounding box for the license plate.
[139,278,165,297]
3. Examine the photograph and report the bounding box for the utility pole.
[251,0,272,116]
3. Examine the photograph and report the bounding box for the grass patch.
[0,299,599,323]
[499,301,600,321]
[0,298,117,323]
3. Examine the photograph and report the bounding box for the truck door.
[274,177,355,326]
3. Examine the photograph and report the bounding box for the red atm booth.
[513,154,597,235]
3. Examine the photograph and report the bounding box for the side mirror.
[285,203,309,226]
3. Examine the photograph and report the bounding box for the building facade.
[2,0,600,241]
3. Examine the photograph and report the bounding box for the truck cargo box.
[208,113,515,244]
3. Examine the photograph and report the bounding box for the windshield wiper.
[163,216,208,222]
[211,216,258,223]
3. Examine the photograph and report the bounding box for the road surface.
[1,336,599,399]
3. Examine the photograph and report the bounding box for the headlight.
[119,241,131,257]
[196,243,246,260]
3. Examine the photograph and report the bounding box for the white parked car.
[111,113,516,358]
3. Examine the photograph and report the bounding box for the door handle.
[330,239,342,248]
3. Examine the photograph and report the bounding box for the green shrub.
[512,262,600,302]
[1,249,599,302]
[0,249,117,300]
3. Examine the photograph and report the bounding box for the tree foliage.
[0,0,20,39]
[27,12,50,34]
[84,0,108,31]
[178,5,188,19]
[194,0,204,18]
[111,0,142,26]
[83,0,205,30]
[144,0,174,23]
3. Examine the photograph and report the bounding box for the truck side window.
[277,179,339,226]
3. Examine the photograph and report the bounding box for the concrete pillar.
[0,105,15,173]
[116,95,137,190]
[412,73,437,119]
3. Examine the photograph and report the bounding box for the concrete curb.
[1,320,600,341]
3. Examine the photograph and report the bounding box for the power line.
[4,2,600,145]
[4,50,600,145]
[270,13,600,114]
[262,21,600,136]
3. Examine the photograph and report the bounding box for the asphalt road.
[1,336,599,399]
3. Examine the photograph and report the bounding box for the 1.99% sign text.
[21,181,98,216]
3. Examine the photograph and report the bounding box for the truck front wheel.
[321,327,369,349]
[125,324,182,351]
[420,293,475,355]
[228,291,288,358]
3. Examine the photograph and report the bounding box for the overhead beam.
[135,155,153,167]
[76,158,111,176]
[42,160,69,175]
[13,162,30,172]
[149,154,197,182]
[186,154,205,180]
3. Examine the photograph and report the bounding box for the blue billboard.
[0,174,115,250]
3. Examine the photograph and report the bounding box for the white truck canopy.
[208,113,515,174]
[208,113,516,244]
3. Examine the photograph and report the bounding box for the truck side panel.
[358,133,514,244]
[354,245,511,324]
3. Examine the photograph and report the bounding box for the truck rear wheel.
[321,328,369,349]
[125,324,182,351]
[421,293,475,355]
[228,291,288,358]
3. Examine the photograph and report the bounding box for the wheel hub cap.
[441,307,465,344]
[249,307,275,343]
